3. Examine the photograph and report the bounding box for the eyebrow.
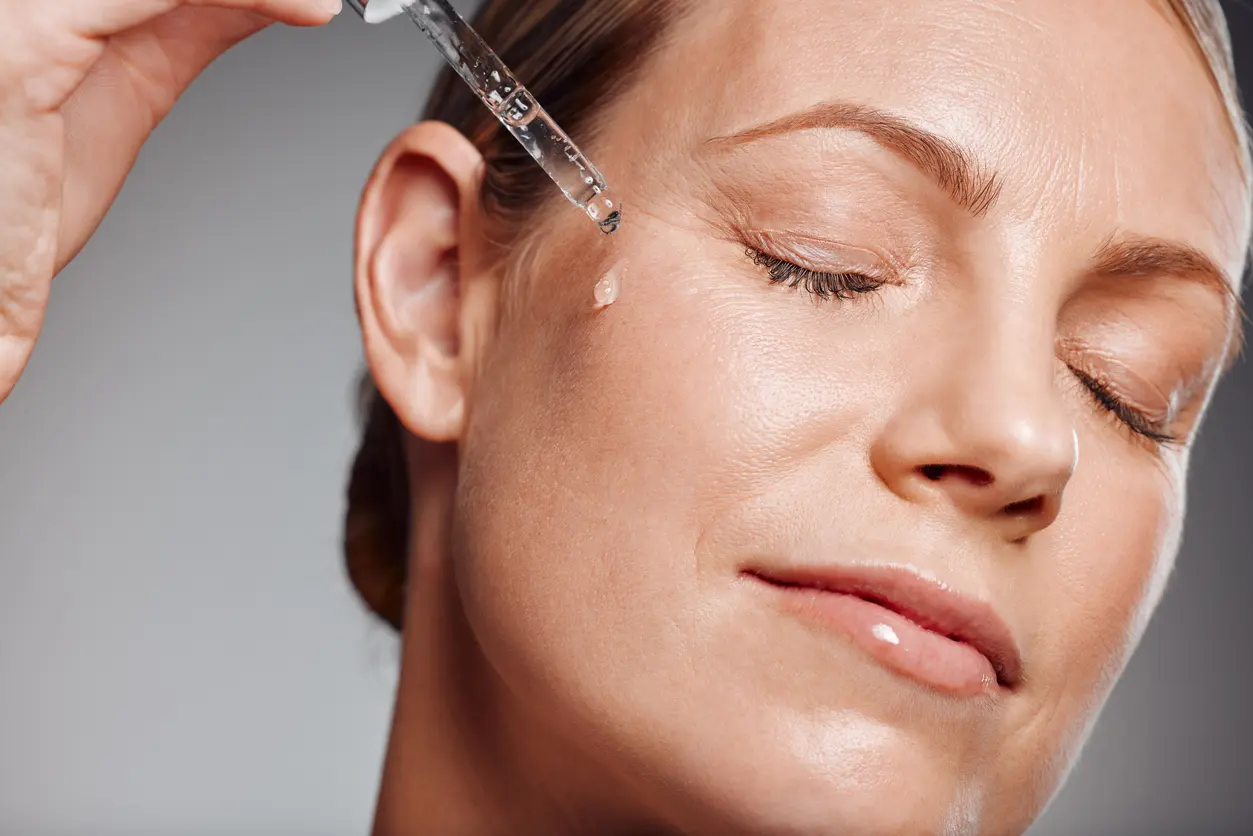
[706,100,1004,217]
[709,101,1245,366]
[1092,234,1245,364]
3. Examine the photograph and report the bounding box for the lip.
[745,563,1022,697]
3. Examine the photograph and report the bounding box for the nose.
[870,331,1078,542]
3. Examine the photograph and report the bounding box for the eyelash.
[746,248,886,301]
[1069,367,1178,447]
[745,248,1178,449]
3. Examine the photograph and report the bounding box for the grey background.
[0,4,1250,835]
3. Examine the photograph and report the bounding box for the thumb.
[137,8,278,99]
[56,8,281,268]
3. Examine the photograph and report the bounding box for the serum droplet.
[594,265,623,308]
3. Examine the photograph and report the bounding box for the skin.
[0,0,1244,835]
[361,1,1249,835]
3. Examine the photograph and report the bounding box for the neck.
[369,443,662,836]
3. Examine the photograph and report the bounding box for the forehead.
[616,0,1248,283]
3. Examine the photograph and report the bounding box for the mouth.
[745,564,1022,697]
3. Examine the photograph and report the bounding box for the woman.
[2,0,1248,833]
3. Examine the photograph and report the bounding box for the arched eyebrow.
[705,100,1003,218]
[1092,234,1245,368]
[707,101,1244,367]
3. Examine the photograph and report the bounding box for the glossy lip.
[745,563,1023,691]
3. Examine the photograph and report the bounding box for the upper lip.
[746,563,1023,688]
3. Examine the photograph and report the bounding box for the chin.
[632,702,1005,836]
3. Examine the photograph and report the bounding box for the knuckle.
[0,271,46,336]
[0,233,54,352]
[0,6,99,112]
[0,21,47,110]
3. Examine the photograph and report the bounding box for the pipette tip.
[597,210,622,235]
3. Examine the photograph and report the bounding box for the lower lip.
[759,581,999,697]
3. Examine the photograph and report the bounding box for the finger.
[43,0,341,39]
[0,180,53,405]
[104,6,282,99]
[52,6,276,269]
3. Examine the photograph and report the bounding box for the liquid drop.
[594,264,623,308]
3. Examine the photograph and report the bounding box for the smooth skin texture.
[0,1,1246,835]
[361,2,1249,835]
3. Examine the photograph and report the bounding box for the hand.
[0,0,341,403]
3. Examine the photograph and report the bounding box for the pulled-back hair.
[344,0,1250,630]
[344,0,681,628]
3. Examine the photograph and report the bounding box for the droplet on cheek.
[593,262,624,308]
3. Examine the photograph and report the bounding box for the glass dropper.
[343,0,622,235]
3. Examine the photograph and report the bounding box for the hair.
[1171,1,1253,190]
[344,0,683,628]
[343,0,1252,630]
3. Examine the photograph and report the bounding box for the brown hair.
[344,0,1250,630]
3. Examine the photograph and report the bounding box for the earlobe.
[354,122,484,443]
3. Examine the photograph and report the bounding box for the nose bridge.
[872,286,1078,539]
[935,311,1075,489]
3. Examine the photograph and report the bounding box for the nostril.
[918,464,994,487]
[1002,496,1044,517]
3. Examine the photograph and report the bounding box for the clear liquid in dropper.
[394,0,622,234]
[495,86,622,234]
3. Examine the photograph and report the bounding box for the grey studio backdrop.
[1,2,1251,834]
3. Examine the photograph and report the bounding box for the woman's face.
[446,0,1247,832]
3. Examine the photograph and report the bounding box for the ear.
[355,122,484,443]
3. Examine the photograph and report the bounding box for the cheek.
[450,223,991,824]
[449,222,895,721]
[1049,454,1180,674]
[516,225,902,549]
[1006,444,1183,771]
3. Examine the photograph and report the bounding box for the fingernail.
[322,0,343,15]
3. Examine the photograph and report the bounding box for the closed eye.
[1069,366,1178,448]
[746,248,887,301]
[747,242,1178,450]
